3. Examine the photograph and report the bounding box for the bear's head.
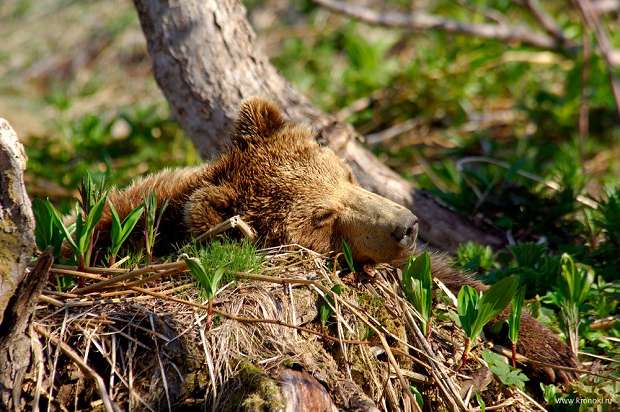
[214,97,418,264]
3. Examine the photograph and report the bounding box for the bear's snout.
[336,185,420,263]
[391,212,418,248]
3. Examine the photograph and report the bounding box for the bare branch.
[574,0,620,118]
[522,0,573,47]
[592,0,620,14]
[314,0,569,51]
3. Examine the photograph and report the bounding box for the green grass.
[27,104,200,211]
[180,240,263,298]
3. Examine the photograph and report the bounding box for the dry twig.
[314,0,568,50]
[34,324,116,412]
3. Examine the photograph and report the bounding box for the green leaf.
[456,242,495,272]
[457,285,479,339]
[559,253,594,306]
[409,385,424,408]
[342,240,356,272]
[109,202,144,257]
[209,268,225,298]
[540,383,559,405]
[319,284,343,326]
[109,202,122,248]
[120,206,144,240]
[33,198,66,256]
[144,191,157,251]
[472,276,519,339]
[79,173,106,214]
[458,276,518,342]
[79,193,107,266]
[508,287,526,344]
[475,392,485,412]
[33,199,53,250]
[402,252,433,335]
[184,256,209,291]
[183,255,226,301]
[84,194,107,243]
[482,350,529,390]
[319,301,331,326]
[48,199,77,251]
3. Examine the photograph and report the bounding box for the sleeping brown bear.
[97,97,577,384]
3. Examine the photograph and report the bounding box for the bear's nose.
[391,213,419,248]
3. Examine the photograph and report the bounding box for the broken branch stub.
[0,118,35,324]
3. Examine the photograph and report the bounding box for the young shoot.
[79,173,107,215]
[341,240,356,273]
[507,287,526,367]
[144,192,168,265]
[558,253,594,354]
[402,252,433,337]
[108,202,144,265]
[32,198,66,258]
[457,276,518,368]
[182,240,262,329]
[48,176,107,270]
[183,255,225,329]
[319,284,344,330]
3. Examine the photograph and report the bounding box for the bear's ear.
[232,97,286,148]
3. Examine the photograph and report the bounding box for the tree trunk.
[132,0,505,252]
[0,119,53,410]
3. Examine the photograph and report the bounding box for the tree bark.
[0,119,53,410]
[132,0,505,252]
[0,119,34,324]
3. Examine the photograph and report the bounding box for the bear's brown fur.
[97,97,577,384]
[100,97,418,263]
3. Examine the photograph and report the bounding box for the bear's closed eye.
[314,209,338,226]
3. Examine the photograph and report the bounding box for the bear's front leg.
[184,184,238,238]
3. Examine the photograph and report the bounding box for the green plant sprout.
[319,284,344,329]
[144,192,168,265]
[182,240,262,329]
[475,392,485,412]
[32,198,66,258]
[507,287,526,367]
[558,253,594,354]
[48,175,108,270]
[183,255,225,329]
[456,242,496,272]
[409,385,424,408]
[402,252,433,337]
[108,202,144,265]
[342,240,356,273]
[457,276,518,368]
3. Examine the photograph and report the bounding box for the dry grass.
[27,245,543,411]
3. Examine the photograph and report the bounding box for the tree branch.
[313,0,571,51]
[522,0,572,47]
[574,0,620,118]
